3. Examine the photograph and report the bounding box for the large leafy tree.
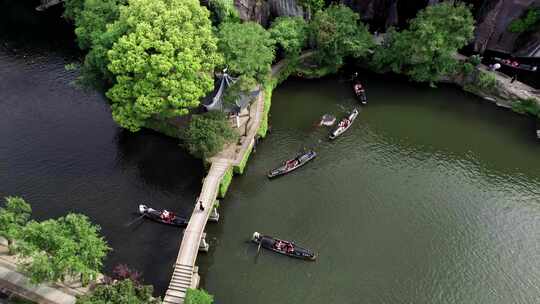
[310,4,374,70]
[16,214,110,285]
[373,2,474,84]
[182,111,238,159]
[218,22,275,82]
[269,16,308,59]
[0,196,31,249]
[77,279,159,304]
[105,0,223,132]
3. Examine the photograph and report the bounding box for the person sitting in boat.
[285,243,294,253]
[511,61,519,67]
[161,210,172,221]
[274,240,283,250]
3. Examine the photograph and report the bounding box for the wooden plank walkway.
[163,56,296,303]
[163,159,231,303]
[163,88,267,303]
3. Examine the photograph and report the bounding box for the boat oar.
[257,240,262,254]
[125,214,145,227]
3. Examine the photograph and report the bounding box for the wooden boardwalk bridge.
[163,85,267,303]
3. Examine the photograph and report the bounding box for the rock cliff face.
[233,0,540,57]
[234,0,306,26]
[473,0,540,56]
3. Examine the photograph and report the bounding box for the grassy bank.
[218,167,233,198]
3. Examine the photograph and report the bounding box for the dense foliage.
[105,0,223,132]
[373,3,474,84]
[310,4,373,71]
[185,288,214,304]
[509,8,540,33]
[77,279,159,304]
[183,111,238,159]
[298,0,325,14]
[0,196,31,248]
[208,0,239,25]
[218,22,275,82]
[16,214,110,285]
[269,16,308,59]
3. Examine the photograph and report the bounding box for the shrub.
[512,98,540,117]
[461,62,474,76]
[469,54,482,66]
[185,288,214,304]
[183,112,238,159]
[477,71,497,91]
[77,279,159,304]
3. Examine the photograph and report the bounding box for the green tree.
[16,214,110,285]
[310,4,374,71]
[182,111,238,159]
[269,16,308,59]
[218,22,275,82]
[77,279,159,304]
[509,8,540,33]
[185,288,214,304]
[0,196,31,250]
[208,0,240,25]
[72,0,126,50]
[63,0,86,21]
[105,0,223,132]
[373,2,474,84]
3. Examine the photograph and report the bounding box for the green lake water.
[199,74,540,304]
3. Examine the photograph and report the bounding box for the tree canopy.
[77,279,159,304]
[218,22,275,82]
[16,214,110,285]
[182,111,238,159]
[310,4,374,70]
[0,196,31,247]
[269,16,308,59]
[373,2,475,84]
[105,0,223,132]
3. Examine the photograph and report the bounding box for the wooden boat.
[329,108,359,140]
[251,232,316,261]
[138,204,188,227]
[493,57,538,72]
[267,150,317,179]
[353,81,368,105]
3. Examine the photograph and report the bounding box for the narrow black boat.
[329,108,359,140]
[267,150,317,179]
[251,232,316,261]
[353,81,368,105]
[138,204,188,227]
[493,57,538,72]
